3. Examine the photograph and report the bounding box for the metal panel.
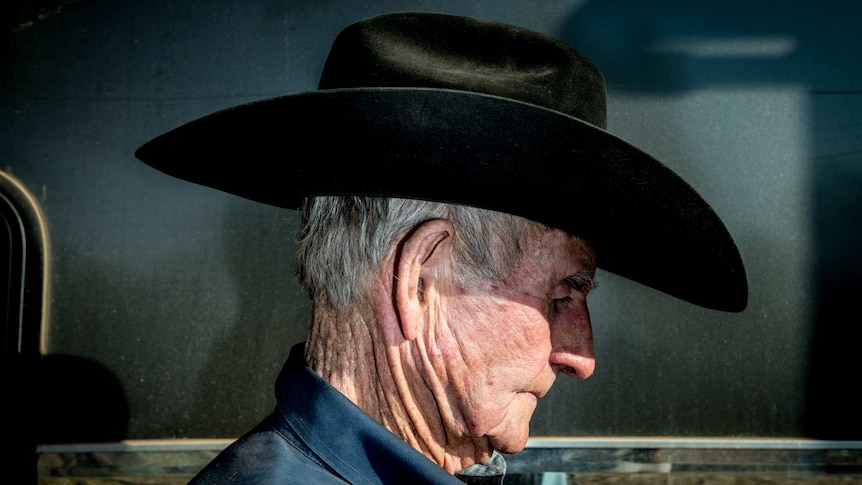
[2,0,861,443]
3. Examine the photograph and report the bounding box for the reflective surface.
[3,0,862,441]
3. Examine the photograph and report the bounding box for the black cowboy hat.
[135,12,748,312]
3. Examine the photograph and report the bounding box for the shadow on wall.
[186,198,310,438]
[561,0,862,438]
[38,354,129,443]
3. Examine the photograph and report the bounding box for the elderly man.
[137,12,747,485]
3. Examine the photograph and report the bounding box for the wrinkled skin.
[423,226,597,454]
[308,220,598,473]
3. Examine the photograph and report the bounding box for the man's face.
[432,228,597,454]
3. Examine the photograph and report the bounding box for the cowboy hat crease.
[135,12,748,312]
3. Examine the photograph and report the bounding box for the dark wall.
[2,0,860,441]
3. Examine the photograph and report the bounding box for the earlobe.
[394,219,454,341]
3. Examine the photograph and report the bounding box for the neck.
[305,302,493,474]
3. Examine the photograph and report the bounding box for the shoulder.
[188,414,350,485]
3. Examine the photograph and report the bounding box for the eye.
[550,282,574,311]
[552,296,574,315]
[550,272,598,309]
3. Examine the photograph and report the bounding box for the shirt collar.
[454,450,507,485]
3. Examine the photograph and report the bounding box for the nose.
[549,302,595,380]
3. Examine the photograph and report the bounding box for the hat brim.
[136,87,748,312]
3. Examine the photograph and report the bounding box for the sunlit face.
[432,228,597,453]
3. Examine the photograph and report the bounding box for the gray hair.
[297,196,542,310]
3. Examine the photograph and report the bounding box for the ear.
[394,219,455,341]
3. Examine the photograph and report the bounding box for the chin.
[486,393,538,454]
[488,421,532,454]
[491,432,530,454]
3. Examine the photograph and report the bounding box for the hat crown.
[318,12,608,129]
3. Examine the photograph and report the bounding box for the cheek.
[493,303,552,352]
[439,299,552,440]
[439,295,552,388]
[475,305,553,385]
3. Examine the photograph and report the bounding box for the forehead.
[511,227,596,287]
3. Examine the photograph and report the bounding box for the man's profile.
[136,11,747,484]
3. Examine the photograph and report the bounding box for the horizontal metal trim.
[526,437,862,450]
[38,439,233,453]
[37,437,862,454]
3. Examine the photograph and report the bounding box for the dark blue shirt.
[189,344,503,484]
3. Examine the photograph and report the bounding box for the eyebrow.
[565,269,599,295]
